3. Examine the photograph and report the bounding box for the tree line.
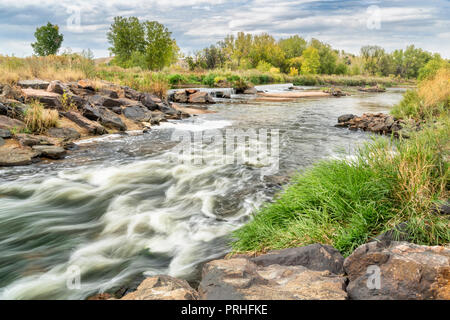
[29,18,447,79]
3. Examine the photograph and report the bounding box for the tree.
[107,16,145,65]
[143,21,178,70]
[301,46,320,74]
[31,22,64,56]
[360,45,385,75]
[279,35,307,59]
[310,39,337,74]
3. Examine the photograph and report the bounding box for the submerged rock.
[344,241,450,300]
[121,275,198,300]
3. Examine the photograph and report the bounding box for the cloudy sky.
[0,0,449,58]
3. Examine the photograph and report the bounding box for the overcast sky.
[0,0,449,58]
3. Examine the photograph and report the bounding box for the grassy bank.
[232,67,449,256]
[0,55,411,94]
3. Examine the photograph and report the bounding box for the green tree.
[301,46,320,74]
[248,33,285,68]
[107,16,145,65]
[360,45,385,75]
[392,45,433,78]
[418,54,449,81]
[143,21,178,70]
[279,35,307,59]
[31,22,64,56]
[310,39,337,74]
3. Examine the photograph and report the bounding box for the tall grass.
[24,100,59,134]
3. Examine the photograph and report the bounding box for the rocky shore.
[0,80,218,167]
[89,241,450,300]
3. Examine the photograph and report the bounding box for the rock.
[172,90,189,103]
[373,222,412,243]
[338,114,355,123]
[123,87,143,101]
[87,293,113,300]
[0,147,39,166]
[0,103,7,115]
[121,275,199,300]
[47,127,81,140]
[251,244,345,275]
[16,134,54,147]
[82,104,102,121]
[61,111,107,135]
[140,93,162,110]
[358,86,386,93]
[123,105,152,122]
[0,128,12,139]
[99,88,119,99]
[97,107,127,131]
[243,87,258,94]
[87,95,124,109]
[0,115,25,131]
[47,80,69,95]
[215,91,231,99]
[344,241,450,300]
[111,106,122,115]
[188,91,215,104]
[77,80,96,91]
[22,88,62,109]
[32,145,66,159]
[0,137,4,147]
[432,202,450,215]
[198,258,347,300]
[17,79,49,90]
[1,85,24,101]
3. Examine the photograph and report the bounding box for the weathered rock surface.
[0,137,4,147]
[344,241,450,300]
[61,111,107,135]
[170,89,215,104]
[16,134,54,147]
[47,127,81,140]
[96,107,127,131]
[336,113,405,135]
[17,79,49,90]
[32,145,66,159]
[22,88,62,109]
[0,115,25,130]
[251,243,345,275]
[88,95,124,109]
[198,258,347,300]
[121,275,199,300]
[123,105,152,122]
[0,128,12,139]
[188,91,215,104]
[47,80,69,95]
[0,146,39,166]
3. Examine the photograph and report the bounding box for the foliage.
[300,46,320,74]
[31,22,64,56]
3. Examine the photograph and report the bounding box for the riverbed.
[0,84,404,299]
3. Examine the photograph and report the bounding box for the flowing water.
[0,84,404,299]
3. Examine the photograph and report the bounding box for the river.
[0,84,404,299]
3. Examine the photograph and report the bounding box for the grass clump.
[24,100,59,134]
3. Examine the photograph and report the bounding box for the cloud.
[0,0,448,58]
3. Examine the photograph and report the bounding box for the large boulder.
[251,244,345,275]
[0,146,39,166]
[188,91,215,104]
[47,127,81,140]
[0,129,11,139]
[344,241,450,300]
[123,86,143,101]
[140,93,162,110]
[17,79,49,90]
[198,258,347,300]
[22,88,62,109]
[61,111,107,135]
[47,80,70,95]
[172,90,189,103]
[121,275,199,300]
[97,107,127,131]
[87,95,124,109]
[0,115,25,131]
[32,145,66,159]
[122,105,152,122]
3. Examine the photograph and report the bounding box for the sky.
[0,0,449,58]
